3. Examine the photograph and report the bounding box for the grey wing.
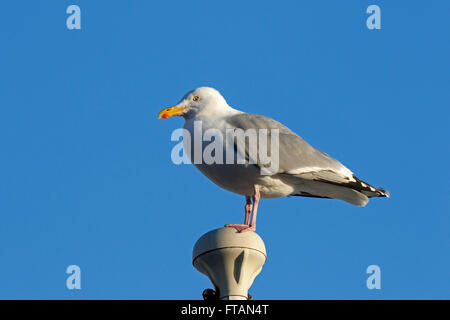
[225,113,353,177]
[226,113,389,202]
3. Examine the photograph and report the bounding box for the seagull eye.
[192,96,199,101]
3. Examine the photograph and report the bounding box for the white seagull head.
[158,87,231,120]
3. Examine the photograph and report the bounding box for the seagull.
[158,87,389,232]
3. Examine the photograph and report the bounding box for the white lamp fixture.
[192,227,267,300]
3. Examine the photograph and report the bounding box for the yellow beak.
[157,106,187,119]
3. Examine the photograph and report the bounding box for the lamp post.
[192,227,267,300]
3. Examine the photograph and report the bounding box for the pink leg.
[225,189,260,233]
[241,187,260,233]
[244,196,252,225]
[224,196,252,232]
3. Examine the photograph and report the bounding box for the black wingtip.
[348,175,390,198]
[377,188,390,198]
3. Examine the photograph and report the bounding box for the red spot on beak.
[162,114,169,119]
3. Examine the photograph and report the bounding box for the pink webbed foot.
[224,224,256,233]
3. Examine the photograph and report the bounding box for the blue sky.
[0,1,449,299]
